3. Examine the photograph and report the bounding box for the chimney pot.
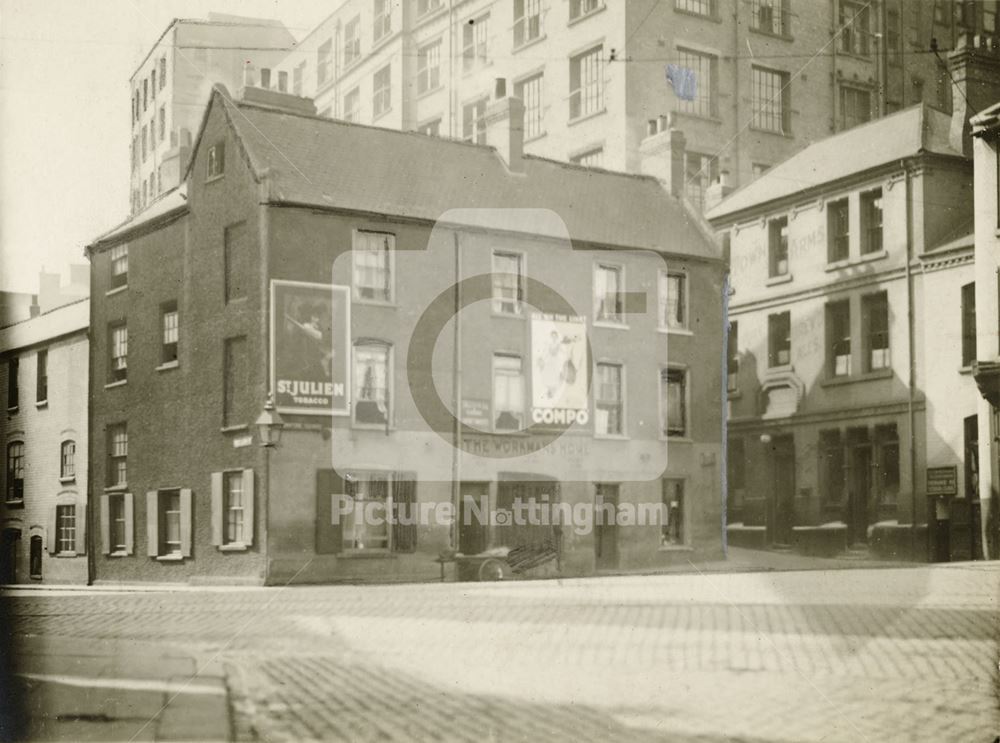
[485,93,525,172]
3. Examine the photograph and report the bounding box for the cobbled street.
[4,555,999,742]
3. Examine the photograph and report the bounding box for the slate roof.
[707,104,965,222]
[213,90,719,260]
[87,186,188,252]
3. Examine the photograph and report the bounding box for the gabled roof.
[707,105,966,223]
[0,298,88,349]
[192,88,719,261]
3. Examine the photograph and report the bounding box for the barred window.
[839,86,871,131]
[661,369,687,437]
[570,0,603,20]
[674,0,713,16]
[515,73,544,139]
[594,264,624,324]
[659,271,686,330]
[840,1,871,56]
[768,216,789,277]
[861,188,883,254]
[751,0,787,34]
[863,292,890,371]
[160,489,182,556]
[827,300,851,377]
[569,45,604,120]
[827,198,850,263]
[768,312,791,367]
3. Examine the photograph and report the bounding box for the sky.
[0,0,334,293]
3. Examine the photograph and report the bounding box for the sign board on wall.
[530,313,589,426]
[461,398,491,431]
[926,466,958,497]
[270,280,350,416]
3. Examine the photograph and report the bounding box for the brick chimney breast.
[485,81,525,173]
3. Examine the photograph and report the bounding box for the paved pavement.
[2,550,998,742]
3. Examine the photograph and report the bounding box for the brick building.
[0,299,89,584]
[86,83,725,585]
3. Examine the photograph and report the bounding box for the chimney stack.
[639,114,686,199]
[485,78,525,172]
[947,34,1000,157]
[29,295,40,318]
[705,171,734,212]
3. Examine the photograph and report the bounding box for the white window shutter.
[100,494,111,555]
[180,488,193,557]
[74,503,86,555]
[242,469,255,547]
[48,507,58,554]
[124,493,135,555]
[210,472,223,546]
[146,491,159,557]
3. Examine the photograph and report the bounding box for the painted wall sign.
[926,466,958,497]
[530,313,589,426]
[270,280,350,416]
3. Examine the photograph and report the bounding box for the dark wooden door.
[772,437,795,545]
[594,485,619,570]
[459,482,489,556]
[847,446,872,545]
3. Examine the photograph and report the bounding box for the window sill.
[3,500,24,508]
[109,550,129,558]
[839,51,874,63]
[660,326,693,336]
[524,131,547,145]
[766,273,793,286]
[960,365,973,375]
[825,258,851,271]
[593,320,629,330]
[156,554,184,562]
[104,380,127,390]
[352,296,397,308]
[858,248,888,264]
[659,544,694,552]
[414,5,448,28]
[105,283,128,298]
[568,108,607,128]
[339,550,397,559]
[513,34,547,54]
[820,368,893,387]
[221,424,249,434]
[749,126,793,138]
[55,551,78,558]
[156,360,179,372]
[58,476,75,485]
[749,27,793,42]
[568,4,606,26]
[353,422,394,431]
[673,8,721,22]
[204,174,225,185]
[372,107,393,123]
[492,310,526,320]
[104,485,128,493]
[35,400,48,409]
[7,406,19,414]
[661,435,693,443]
[219,542,249,552]
[594,433,629,441]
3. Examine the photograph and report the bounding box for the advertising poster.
[271,280,350,415]
[530,313,589,426]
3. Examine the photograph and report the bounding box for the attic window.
[207,141,225,180]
